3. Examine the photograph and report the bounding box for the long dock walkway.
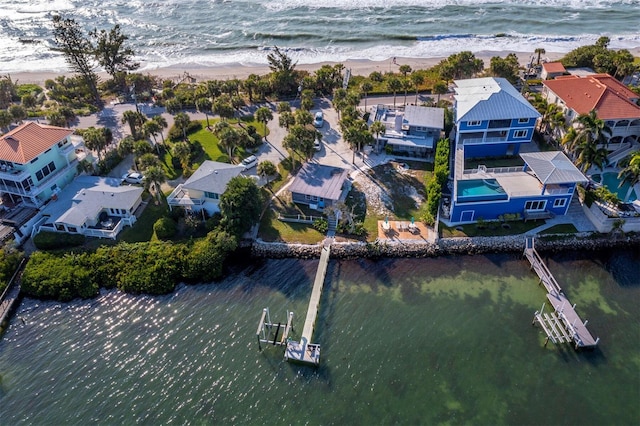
[0,259,27,328]
[525,237,599,349]
[285,241,331,366]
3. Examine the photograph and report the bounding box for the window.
[553,198,567,208]
[467,120,481,127]
[204,191,219,200]
[514,129,527,138]
[68,227,77,233]
[525,200,546,211]
[36,170,43,181]
[518,118,529,124]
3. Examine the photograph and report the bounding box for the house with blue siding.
[454,77,540,158]
[446,78,587,223]
[0,122,87,208]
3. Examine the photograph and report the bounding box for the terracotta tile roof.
[542,62,566,73]
[543,74,640,120]
[0,122,73,164]
[590,74,639,101]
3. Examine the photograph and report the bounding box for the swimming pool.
[591,172,638,202]
[457,179,508,202]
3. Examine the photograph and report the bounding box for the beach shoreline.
[8,51,570,86]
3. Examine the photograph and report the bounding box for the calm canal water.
[0,250,638,425]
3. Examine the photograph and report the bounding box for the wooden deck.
[285,243,331,366]
[525,237,599,349]
[377,220,433,241]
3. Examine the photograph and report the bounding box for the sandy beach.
[9,51,570,86]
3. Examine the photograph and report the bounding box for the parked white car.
[241,155,258,171]
[313,111,324,128]
[122,172,144,184]
[313,138,322,151]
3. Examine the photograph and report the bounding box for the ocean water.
[0,0,639,73]
[0,250,639,424]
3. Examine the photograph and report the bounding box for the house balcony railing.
[166,184,205,207]
[0,160,78,197]
[460,136,508,145]
[463,166,522,175]
[610,125,640,137]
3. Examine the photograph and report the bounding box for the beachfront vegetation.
[561,37,638,79]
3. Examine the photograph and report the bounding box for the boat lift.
[256,307,294,351]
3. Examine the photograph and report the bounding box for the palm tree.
[173,112,191,141]
[574,138,609,173]
[122,110,141,139]
[255,106,273,139]
[432,81,448,104]
[195,97,213,129]
[152,115,168,144]
[218,127,240,161]
[386,77,402,108]
[360,80,373,111]
[402,78,412,106]
[370,120,386,154]
[142,119,161,153]
[171,142,191,173]
[257,160,277,189]
[399,64,412,78]
[344,120,373,163]
[618,152,640,202]
[564,110,611,153]
[534,48,546,66]
[410,72,424,104]
[144,165,167,204]
[83,126,107,161]
[137,152,160,171]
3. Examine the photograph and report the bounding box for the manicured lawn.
[540,223,578,234]
[440,219,544,238]
[258,209,324,244]
[119,200,168,243]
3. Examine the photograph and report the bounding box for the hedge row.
[21,229,237,301]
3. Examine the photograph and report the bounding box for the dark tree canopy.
[52,15,101,105]
[91,24,139,77]
[220,176,263,237]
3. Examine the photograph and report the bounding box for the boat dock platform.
[525,237,599,349]
[284,243,331,366]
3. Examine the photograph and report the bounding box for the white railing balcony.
[167,184,205,207]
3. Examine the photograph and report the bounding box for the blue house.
[447,151,588,223]
[454,77,540,158]
[445,78,587,224]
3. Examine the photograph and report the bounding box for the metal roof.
[41,176,143,227]
[454,77,540,123]
[183,160,244,193]
[403,105,445,130]
[288,163,349,201]
[520,151,588,185]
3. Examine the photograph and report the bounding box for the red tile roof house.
[542,74,640,165]
[540,62,567,80]
[0,122,88,208]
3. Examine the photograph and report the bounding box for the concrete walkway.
[525,197,597,235]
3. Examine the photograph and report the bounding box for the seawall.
[250,233,640,259]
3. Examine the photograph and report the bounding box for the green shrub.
[0,247,24,293]
[33,231,86,250]
[313,218,328,234]
[168,121,203,141]
[22,252,98,301]
[97,150,124,175]
[183,229,237,283]
[153,216,177,240]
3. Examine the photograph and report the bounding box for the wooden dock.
[525,237,599,349]
[0,259,26,328]
[285,243,331,366]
